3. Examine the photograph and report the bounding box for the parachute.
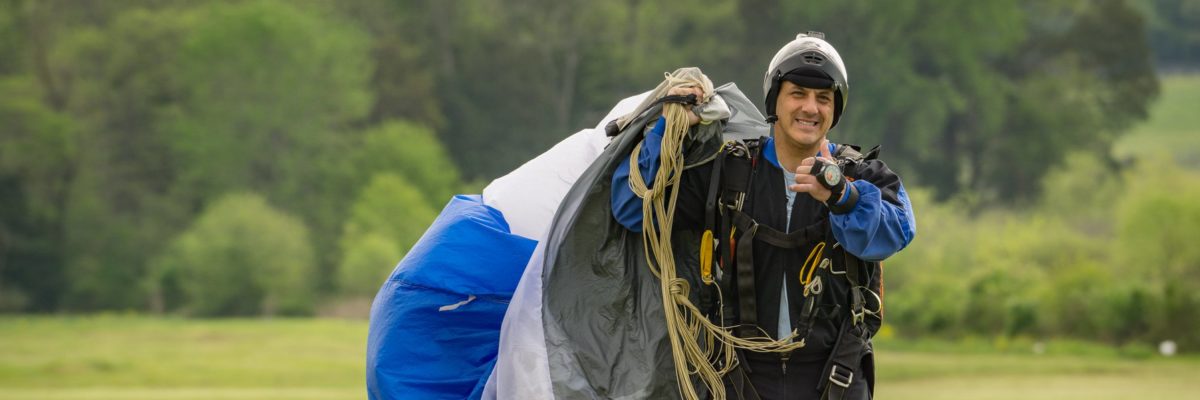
[366,92,647,400]
[367,80,767,399]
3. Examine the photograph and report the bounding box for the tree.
[1139,0,1200,69]
[432,0,741,178]
[336,172,437,297]
[355,121,463,209]
[36,0,375,309]
[730,0,1157,203]
[338,233,402,298]
[152,193,316,316]
[0,76,77,311]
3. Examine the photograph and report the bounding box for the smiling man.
[612,32,916,399]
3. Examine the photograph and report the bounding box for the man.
[612,32,916,399]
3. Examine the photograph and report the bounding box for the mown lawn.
[1113,74,1200,163]
[874,338,1200,400]
[2,316,1198,399]
[0,315,367,400]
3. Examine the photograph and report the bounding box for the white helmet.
[762,31,849,127]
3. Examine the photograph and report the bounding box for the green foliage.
[167,0,372,198]
[336,173,436,296]
[341,173,438,253]
[434,0,743,177]
[887,146,1200,351]
[154,193,316,316]
[1114,160,1200,348]
[0,0,1193,341]
[337,233,401,297]
[0,75,76,311]
[356,121,462,208]
[1139,0,1200,69]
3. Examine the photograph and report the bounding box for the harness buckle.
[829,364,854,388]
[851,308,866,325]
[803,275,823,297]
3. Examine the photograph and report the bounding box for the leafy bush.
[336,173,437,296]
[152,193,315,316]
[337,233,402,297]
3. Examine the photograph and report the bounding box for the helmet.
[762,31,849,128]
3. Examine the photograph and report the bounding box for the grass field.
[874,338,1200,400]
[2,316,1199,400]
[1113,74,1200,164]
[0,316,366,399]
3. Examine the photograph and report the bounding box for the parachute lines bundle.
[625,70,807,400]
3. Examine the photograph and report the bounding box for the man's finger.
[817,139,831,159]
[789,183,815,193]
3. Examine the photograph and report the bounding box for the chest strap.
[730,209,827,338]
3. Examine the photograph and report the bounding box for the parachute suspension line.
[625,71,806,400]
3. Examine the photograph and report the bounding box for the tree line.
[0,0,1196,348]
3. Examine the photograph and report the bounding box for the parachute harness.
[625,70,807,400]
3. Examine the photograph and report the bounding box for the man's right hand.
[664,86,704,126]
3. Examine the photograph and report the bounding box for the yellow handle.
[700,230,714,285]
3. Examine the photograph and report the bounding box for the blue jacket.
[611,117,915,261]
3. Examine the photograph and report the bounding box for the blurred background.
[1,0,1198,399]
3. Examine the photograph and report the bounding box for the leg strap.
[819,321,874,400]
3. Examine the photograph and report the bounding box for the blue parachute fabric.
[367,194,537,400]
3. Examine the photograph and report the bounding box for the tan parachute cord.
[625,71,807,400]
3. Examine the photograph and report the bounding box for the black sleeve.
[850,158,903,207]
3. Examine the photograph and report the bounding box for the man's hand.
[789,140,835,203]
[664,86,704,126]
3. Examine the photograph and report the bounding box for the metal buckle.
[856,285,883,317]
[803,275,823,297]
[829,364,853,388]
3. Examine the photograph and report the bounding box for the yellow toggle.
[700,229,714,284]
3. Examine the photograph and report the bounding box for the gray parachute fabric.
[484,81,768,399]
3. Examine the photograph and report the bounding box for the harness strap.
[819,318,873,400]
[735,223,761,338]
[844,249,867,325]
[698,146,727,314]
[731,210,827,249]
[730,208,828,338]
[818,229,880,399]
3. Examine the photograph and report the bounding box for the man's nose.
[800,96,819,115]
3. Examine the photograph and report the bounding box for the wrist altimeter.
[810,158,844,190]
[811,158,857,214]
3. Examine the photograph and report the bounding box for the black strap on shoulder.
[734,221,761,338]
[704,146,728,240]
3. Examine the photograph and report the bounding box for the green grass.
[0,315,366,400]
[874,338,1200,400]
[3,316,1199,399]
[1113,74,1200,163]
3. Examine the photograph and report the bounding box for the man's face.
[773,80,835,149]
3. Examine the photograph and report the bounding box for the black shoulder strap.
[832,143,881,179]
